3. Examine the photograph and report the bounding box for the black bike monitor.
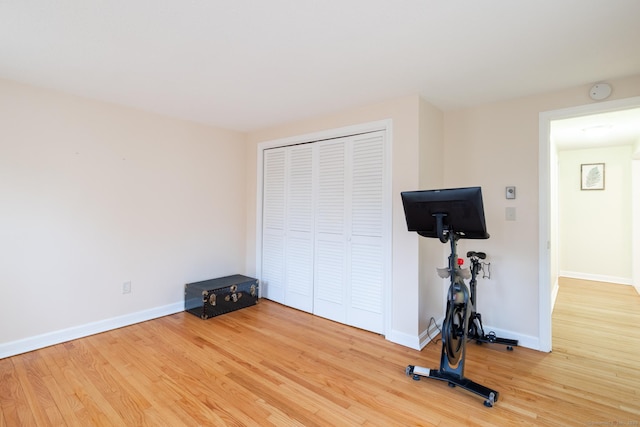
[401,186,490,240]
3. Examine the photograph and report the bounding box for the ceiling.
[1,1,640,132]
[552,107,640,151]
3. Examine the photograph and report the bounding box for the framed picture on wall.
[581,163,605,190]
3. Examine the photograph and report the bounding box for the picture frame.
[580,163,605,190]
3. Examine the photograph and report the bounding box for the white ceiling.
[551,108,640,151]
[1,1,640,132]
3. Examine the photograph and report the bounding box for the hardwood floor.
[1,279,639,426]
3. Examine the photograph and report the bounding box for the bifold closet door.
[261,148,286,304]
[261,145,314,312]
[314,132,385,334]
[283,145,314,312]
[313,140,347,324]
[346,133,385,334]
[261,130,387,334]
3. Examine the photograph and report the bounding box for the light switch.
[506,207,516,221]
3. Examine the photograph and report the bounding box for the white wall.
[558,146,633,284]
[4,73,639,357]
[245,75,640,351]
[444,99,544,344]
[443,74,640,349]
[418,99,446,338]
[0,79,247,355]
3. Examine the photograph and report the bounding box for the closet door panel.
[261,148,286,303]
[348,240,384,333]
[284,235,313,312]
[314,238,346,322]
[350,133,385,238]
[284,145,314,312]
[313,141,347,323]
[261,129,388,335]
[347,132,385,333]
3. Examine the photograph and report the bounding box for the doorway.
[539,96,640,352]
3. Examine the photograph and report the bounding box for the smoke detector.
[589,83,612,100]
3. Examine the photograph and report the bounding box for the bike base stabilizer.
[406,365,498,408]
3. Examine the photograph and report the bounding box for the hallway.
[552,277,640,421]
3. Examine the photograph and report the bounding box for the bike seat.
[467,251,486,259]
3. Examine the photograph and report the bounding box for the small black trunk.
[184,274,259,319]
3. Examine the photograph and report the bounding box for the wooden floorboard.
[1,278,639,426]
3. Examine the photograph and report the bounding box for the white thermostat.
[506,186,516,199]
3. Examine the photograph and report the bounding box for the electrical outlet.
[122,281,132,294]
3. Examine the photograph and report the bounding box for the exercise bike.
[401,187,508,407]
[465,251,518,351]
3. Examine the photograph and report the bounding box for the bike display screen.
[401,186,489,239]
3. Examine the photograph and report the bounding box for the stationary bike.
[401,187,513,407]
[405,218,499,407]
[465,251,518,351]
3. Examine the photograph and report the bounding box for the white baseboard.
[0,302,184,359]
[387,317,444,351]
[387,329,422,350]
[388,319,539,352]
[418,317,444,350]
[560,271,632,286]
[3,301,542,360]
[478,325,539,351]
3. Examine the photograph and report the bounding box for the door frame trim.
[538,96,640,352]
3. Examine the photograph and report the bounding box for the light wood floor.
[1,278,639,426]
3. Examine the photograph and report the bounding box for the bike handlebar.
[466,251,486,260]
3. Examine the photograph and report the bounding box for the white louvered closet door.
[346,133,385,333]
[262,148,286,304]
[284,145,314,313]
[313,140,347,323]
[313,131,386,334]
[261,130,387,334]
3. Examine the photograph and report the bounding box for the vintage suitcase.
[184,274,259,319]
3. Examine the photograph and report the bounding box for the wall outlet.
[122,281,132,294]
